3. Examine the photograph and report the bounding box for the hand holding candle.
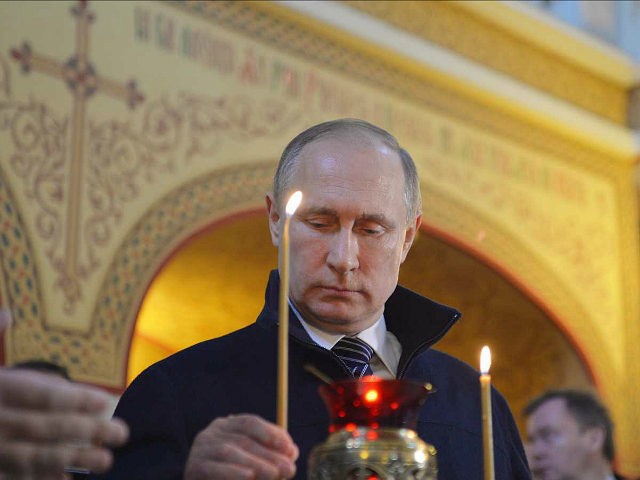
[480,346,495,480]
[277,191,302,430]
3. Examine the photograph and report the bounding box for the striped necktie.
[332,336,374,379]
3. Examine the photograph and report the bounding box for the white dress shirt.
[289,300,402,378]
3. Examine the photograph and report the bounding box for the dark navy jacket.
[96,270,530,479]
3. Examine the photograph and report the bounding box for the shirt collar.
[289,299,398,374]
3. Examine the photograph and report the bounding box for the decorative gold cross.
[10,0,144,311]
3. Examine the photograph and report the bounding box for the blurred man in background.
[524,389,627,480]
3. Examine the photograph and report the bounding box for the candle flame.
[480,345,491,374]
[364,388,379,403]
[285,191,302,216]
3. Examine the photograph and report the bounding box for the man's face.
[525,398,599,480]
[267,134,420,335]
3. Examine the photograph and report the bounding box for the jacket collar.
[257,269,461,372]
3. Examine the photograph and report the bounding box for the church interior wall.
[1,0,638,474]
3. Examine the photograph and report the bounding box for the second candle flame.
[480,346,491,375]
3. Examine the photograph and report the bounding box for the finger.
[35,475,68,480]
[0,370,112,414]
[0,441,115,477]
[218,415,298,458]
[65,445,115,474]
[0,409,128,446]
[0,474,67,480]
[28,472,69,480]
[187,416,297,480]
[191,441,289,480]
[186,459,254,480]
[208,432,296,479]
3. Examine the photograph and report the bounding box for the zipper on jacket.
[397,311,461,378]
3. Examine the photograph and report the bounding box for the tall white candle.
[277,191,302,430]
[480,345,495,480]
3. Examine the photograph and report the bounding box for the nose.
[526,439,547,463]
[327,228,359,275]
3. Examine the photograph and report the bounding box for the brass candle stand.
[308,377,437,480]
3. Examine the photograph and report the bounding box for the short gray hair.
[273,118,422,222]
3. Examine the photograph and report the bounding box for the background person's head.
[267,118,422,335]
[523,389,614,480]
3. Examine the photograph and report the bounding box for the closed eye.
[308,220,329,228]
[355,220,388,236]
[304,216,336,230]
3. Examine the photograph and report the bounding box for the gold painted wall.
[129,212,275,382]
[1,0,638,474]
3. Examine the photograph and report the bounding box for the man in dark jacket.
[96,118,531,479]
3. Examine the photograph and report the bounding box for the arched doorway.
[128,211,275,383]
[128,214,592,434]
[400,231,593,433]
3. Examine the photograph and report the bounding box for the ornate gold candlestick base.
[307,377,437,480]
[309,426,437,480]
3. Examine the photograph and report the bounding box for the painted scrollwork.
[85,93,301,262]
[0,55,10,98]
[0,101,67,252]
[4,92,302,314]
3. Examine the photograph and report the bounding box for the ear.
[583,426,606,456]
[400,214,422,263]
[266,192,281,247]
